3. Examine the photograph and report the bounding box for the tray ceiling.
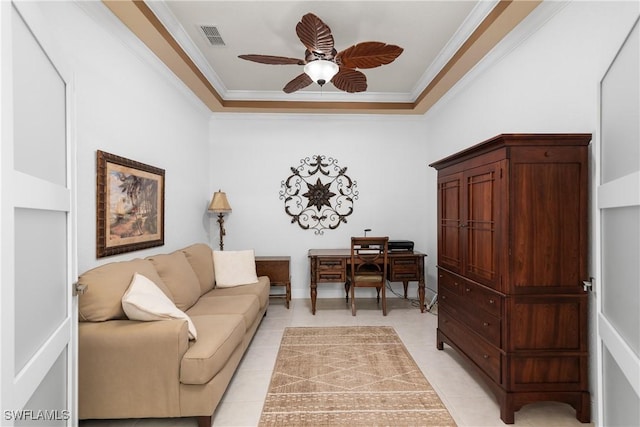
[104,1,542,114]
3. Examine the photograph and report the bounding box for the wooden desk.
[308,249,427,314]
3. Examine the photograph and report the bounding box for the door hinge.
[73,282,87,296]
[582,277,594,292]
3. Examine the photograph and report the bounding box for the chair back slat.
[348,236,389,315]
[350,236,389,281]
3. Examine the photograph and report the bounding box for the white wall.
[209,113,431,299]
[32,2,212,273]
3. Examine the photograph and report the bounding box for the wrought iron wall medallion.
[280,155,358,234]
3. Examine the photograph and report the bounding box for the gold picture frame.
[96,150,165,258]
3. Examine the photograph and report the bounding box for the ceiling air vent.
[199,25,225,46]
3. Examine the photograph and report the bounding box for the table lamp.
[208,190,232,250]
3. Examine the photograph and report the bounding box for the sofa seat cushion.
[206,276,270,310]
[186,295,260,332]
[180,314,245,385]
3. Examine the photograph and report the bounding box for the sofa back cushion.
[78,258,171,322]
[213,249,258,287]
[122,273,197,340]
[147,251,201,311]
[181,243,215,295]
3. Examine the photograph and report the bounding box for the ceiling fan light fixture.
[238,13,403,94]
[304,60,339,87]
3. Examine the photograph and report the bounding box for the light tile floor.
[80,297,595,427]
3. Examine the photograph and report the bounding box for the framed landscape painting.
[96,150,165,258]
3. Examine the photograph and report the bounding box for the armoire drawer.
[462,280,503,317]
[438,287,461,312]
[439,308,502,384]
[438,269,463,296]
[454,305,501,347]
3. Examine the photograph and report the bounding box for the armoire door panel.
[464,162,501,289]
[510,355,587,389]
[509,297,585,351]
[511,161,585,291]
[438,174,462,273]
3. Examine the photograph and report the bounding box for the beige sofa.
[77,243,270,427]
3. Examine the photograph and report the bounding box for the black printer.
[388,240,414,252]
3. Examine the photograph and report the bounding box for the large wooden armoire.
[429,134,591,424]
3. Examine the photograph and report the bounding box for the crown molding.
[425,0,570,117]
[77,0,211,117]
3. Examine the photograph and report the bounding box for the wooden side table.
[255,256,291,308]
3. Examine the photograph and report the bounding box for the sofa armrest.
[78,319,189,419]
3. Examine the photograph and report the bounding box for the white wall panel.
[603,346,640,426]
[14,208,67,374]
[12,7,66,188]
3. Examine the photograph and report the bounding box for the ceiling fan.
[238,13,404,94]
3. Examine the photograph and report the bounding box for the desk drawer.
[317,258,346,282]
[389,257,420,281]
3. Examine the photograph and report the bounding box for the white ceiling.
[105,0,543,113]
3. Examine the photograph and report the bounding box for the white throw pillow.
[122,273,197,340]
[213,249,259,288]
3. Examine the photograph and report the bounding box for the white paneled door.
[1,2,77,426]
[596,15,640,427]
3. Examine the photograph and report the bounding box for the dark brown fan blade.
[283,73,313,93]
[331,68,367,93]
[336,42,403,69]
[238,54,305,65]
[295,13,334,55]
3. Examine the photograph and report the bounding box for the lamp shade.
[208,190,232,213]
[304,60,339,86]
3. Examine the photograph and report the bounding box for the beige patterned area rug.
[258,326,457,426]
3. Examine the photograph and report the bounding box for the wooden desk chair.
[346,236,389,316]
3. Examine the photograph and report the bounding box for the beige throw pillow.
[213,249,258,288]
[122,273,197,340]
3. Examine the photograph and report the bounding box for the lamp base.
[217,213,226,251]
